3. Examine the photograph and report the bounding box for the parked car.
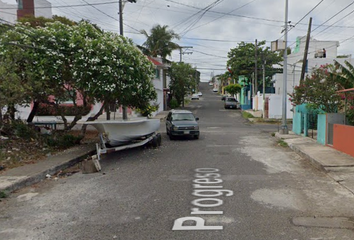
[212,88,218,92]
[191,94,199,100]
[209,82,213,86]
[224,97,240,109]
[221,94,228,101]
[197,91,203,96]
[166,110,200,140]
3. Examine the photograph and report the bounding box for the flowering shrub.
[289,64,342,113]
[0,19,156,130]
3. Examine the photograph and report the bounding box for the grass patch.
[242,111,254,118]
[278,139,288,147]
[0,191,8,198]
[271,132,275,137]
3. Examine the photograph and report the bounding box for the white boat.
[84,118,160,147]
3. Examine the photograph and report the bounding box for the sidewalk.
[0,112,169,196]
[244,110,354,194]
[275,132,354,194]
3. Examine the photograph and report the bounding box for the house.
[0,0,52,24]
[264,36,353,119]
[147,56,170,115]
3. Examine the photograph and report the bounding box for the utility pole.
[300,17,312,85]
[119,0,136,120]
[262,57,266,119]
[254,39,258,97]
[179,46,193,62]
[280,0,289,134]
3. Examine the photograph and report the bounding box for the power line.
[314,8,354,38]
[312,0,354,33]
[293,0,324,27]
[178,0,225,36]
[0,1,118,10]
[192,49,228,59]
[188,0,258,32]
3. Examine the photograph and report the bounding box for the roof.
[147,56,163,66]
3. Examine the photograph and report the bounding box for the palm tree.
[334,60,354,89]
[140,25,180,61]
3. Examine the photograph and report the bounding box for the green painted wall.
[317,114,326,145]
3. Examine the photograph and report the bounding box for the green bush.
[6,121,38,140]
[136,104,159,117]
[169,98,179,109]
[15,123,37,139]
[44,133,83,149]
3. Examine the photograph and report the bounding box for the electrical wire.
[188,0,258,32]
[311,0,354,33]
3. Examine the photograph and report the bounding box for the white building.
[268,36,353,119]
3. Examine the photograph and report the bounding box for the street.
[1,83,354,240]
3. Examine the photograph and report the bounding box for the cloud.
[45,0,354,81]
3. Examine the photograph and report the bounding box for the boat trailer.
[91,132,162,171]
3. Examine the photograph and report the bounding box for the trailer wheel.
[151,135,159,148]
[156,133,162,146]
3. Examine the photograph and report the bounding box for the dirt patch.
[0,130,99,173]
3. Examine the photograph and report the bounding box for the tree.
[289,64,342,113]
[140,25,180,61]
[0,20,157,133]
[227,41,282,90]
[168,62,196,107]
[224,84,241,96]
[333,60,354,125]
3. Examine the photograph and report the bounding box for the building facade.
[0,0,52,24]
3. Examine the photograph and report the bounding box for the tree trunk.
[27,101,39,123]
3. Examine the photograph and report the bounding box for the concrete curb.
[275,133,326,171]
[275,132,354,172]
[0,144,96,194]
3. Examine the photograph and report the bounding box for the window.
[155,69,160,79]
[18,0,23,9]
[172,113,195,121]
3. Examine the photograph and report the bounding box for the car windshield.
[172,113,195,121]
[226,98,237,102]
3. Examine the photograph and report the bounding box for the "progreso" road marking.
[172,168,234,231]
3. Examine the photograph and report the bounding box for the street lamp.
[280,0,289,134]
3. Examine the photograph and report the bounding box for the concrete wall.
[317,114,326,145]
[268,95,293,119]
[292,106,302,135]
[253,92,273,111]
[333,124,354,158]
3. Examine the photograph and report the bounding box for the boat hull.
[84,118,160,146]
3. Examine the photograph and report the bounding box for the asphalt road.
[1,83,354,240]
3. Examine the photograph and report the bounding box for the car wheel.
[194,135,199,140]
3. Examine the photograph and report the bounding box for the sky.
[3,0,354,82]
